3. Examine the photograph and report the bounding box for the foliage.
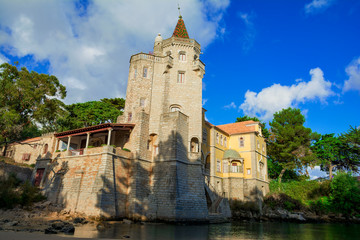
[100,98,125,111]
[268,108,315,184]
[269,179,330,204]
[0,63,66,147]
[308,196,332,215]
[267,158,301,180]
[122,148,131,152]
[329,171,360,216]
[0,173,45,209]
[230,199,260,213]
[264,193,304,211]
[236,115,270,139]
[57,99,123,131]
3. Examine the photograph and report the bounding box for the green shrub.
[308,196,332,215]
[330,171,360,216]
[264,193,305,211]
[30,164,36,168]
[0,174,46,209]
[122,148,131,152]
[55,149,61,152]
[111,145,116,148]
[87,145,94,148]
[230,199,260,213]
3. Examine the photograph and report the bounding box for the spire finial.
[178,3,182,18]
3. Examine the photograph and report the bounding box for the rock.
[123,219,133,224]
[61,224,75,234]
[96,222,110,231]
[73,217,85,224]
[51,220,65,230]
[45,227,58,234]
[288,213,306,222]
[123,235,130,238]
[5,221,19,227]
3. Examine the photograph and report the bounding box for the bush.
[122,148,131,152]
[264,193,305,211]
[308,196,332,215]
[87,145,94,148]
[330,171,360,216]
[0,174,46,209]
[230,199,260,213]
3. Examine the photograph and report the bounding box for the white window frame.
[178,71,185,83]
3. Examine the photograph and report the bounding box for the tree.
[312,134,344,179]
[0,63,66,154]
[236,115,270,139]
[57,100,122,131]
[100,98,125,112]
[268,108,314,185]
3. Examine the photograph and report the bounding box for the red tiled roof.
[216,121,258,135]
[54,123,135,138]
[172,16,189,38]
[21,137,41,143]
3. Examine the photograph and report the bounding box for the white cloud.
[0,54,9,64]
[237,11,256,52]
[240,67,334,120]
[343,57,360,93]
[308,166,328,180]
[0,0,229,104]
[304,0,335,14]
[224,102,237,109]
[202,99,208,106]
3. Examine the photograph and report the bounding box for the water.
[69,221,360,240]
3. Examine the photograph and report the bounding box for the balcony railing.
[69,148,85,156]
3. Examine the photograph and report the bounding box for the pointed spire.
[172,5,189,38]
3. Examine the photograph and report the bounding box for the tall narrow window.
[216,133,219,144]
[178,72,185,83]
[134,68,137,78]
[143,67,148,78]
[224,137,227,147]
[223,160,228,173]
[140,98,146,107]
[179,52,186,61]
[43,144,48,154]
[128,112,132,122]
[239,137,244,147]
[257,140,260,149]
[220,135,223,146]
[216,159,221,172]
[190,138,199,152]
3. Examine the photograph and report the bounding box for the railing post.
[66,136,72,151]
[107,129,113,146]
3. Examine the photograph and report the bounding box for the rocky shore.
[232,205,360,223]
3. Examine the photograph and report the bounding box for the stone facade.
[3,15,269,222]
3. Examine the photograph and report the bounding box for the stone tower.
[122,15,205,160]
[120,15,208,221]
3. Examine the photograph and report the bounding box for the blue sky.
[0,0,359,138]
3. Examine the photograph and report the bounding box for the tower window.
[216,133,219,144]
[134,68,137,78]
[220,135,223,145]
[216,159,221,172]
[179,52,186,61]
[239,137,244,148]
[140,98,146,107]
[128,112,132,122]
[224,137,227,147]
[190,137,199,153]
[178,72,185,83]
[170,105,181,112]
[143,67,148,78]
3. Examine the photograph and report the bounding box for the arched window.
[179,51,186,61]
[231,160,243,173]
[239,137,244,147]
[43,144,48,154]
[190,137,199,152]
[170,104,181,112]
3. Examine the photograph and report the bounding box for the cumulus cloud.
[240,67,334,120]
[0,54,9,64]
[224,102,237,109]
[304,0,335,14]
[0,0,229,103]
[343,57,360,93]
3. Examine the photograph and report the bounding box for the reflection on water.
[70,221,360,240]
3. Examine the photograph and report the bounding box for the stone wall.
[0,162,33,182]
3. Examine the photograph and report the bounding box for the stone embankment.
[232,206,360,223]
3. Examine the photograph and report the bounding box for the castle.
[3,15,269,222]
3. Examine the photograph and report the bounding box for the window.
[247,168,251,175]
[220,135,223,145]
[128,112,132,122]
[223,160,228,173]
[143,67,148,78]
[190,138,199,152]
[43,143,48,154]
[231,162,240,173]
[134,68,137,78]
[239,137,244,147]
[202,128,207,142]
[262,144,265,152]
[140,98,146,107]
[257,140,260,149]
[216,159,221,172]
[224,137,227,147]
[170,105,181,112]
[179,52,186,61]
[216,133,219,144]
[22,153,31,161]
[178,71,185,83]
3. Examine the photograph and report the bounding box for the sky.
[0,0,359,178]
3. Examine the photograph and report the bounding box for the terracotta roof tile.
[172,16,189,38]
[216,121,258,135]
